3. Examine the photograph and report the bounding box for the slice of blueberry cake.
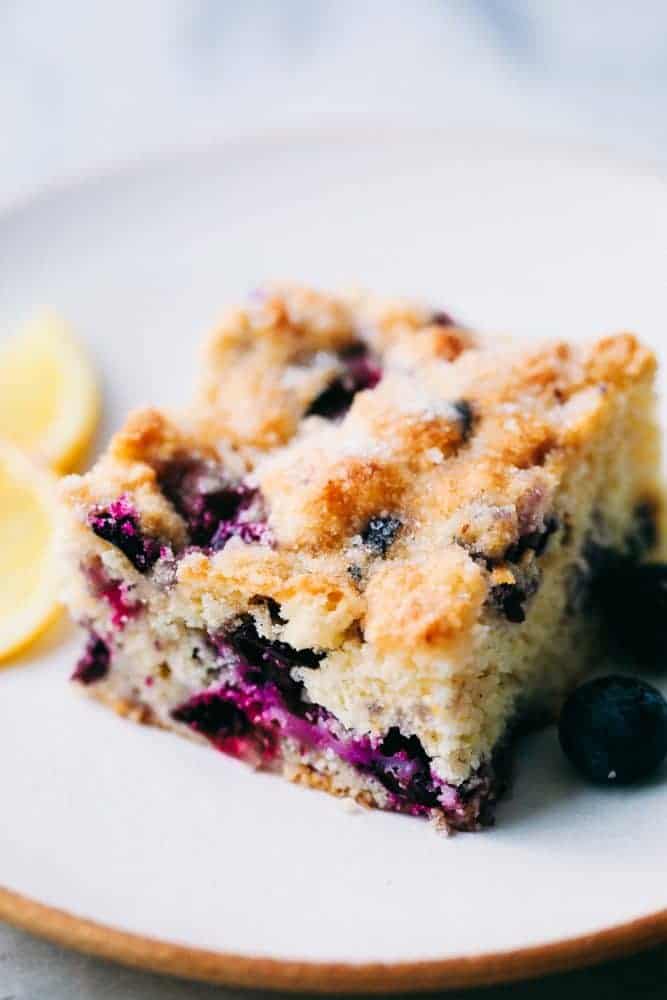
[60,285,662,831]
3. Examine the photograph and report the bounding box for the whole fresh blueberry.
[558,675,667,784]
[596,562,667,669]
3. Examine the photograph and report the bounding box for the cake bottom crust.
[85,686,507,833]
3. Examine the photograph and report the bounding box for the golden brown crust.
[364,551,487,651]
[286,763,378,809]
[91,688,156,725]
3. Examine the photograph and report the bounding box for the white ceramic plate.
[0,127,666,993]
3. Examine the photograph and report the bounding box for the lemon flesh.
[0,312,100,472]
[0,441,60,662]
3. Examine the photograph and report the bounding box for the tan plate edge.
[0,886,665,993]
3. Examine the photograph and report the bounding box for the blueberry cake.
[60,285,662,831]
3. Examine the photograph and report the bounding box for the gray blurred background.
[1,0,667,205]
[1,2,665,997]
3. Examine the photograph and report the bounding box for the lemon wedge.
[0,312,100,473]
[0,439,61,662]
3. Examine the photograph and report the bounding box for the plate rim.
[2,123,667,990]
[0,886,665,993]
[2,116,667,226]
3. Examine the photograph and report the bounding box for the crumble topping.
[65,285,658,656]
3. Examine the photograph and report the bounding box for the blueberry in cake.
[60,285,662,831]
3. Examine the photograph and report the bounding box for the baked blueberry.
[630,501,658,559]
[504,516,559,564]
[430,310,454,327]
[159,459,272,552]
[228,617,324,672]
[451,399,474,441]
[159,459,248,547]
[362,515,402,556]
[172,690,250,740]
[490,583,527,623]
[89,497,160,573]
[306,345,382,420]
[558,675,667,783]
[595,562,667,669]
[72,634,110,685]
[370,728,440,808]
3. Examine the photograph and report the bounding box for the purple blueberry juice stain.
[85,560,142,629]
[306,343,382,420]
[88,496,160,573]
[172,683,276,764]
[72,634,110,685]
[101,580,141,628]
[171,618,496,828]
